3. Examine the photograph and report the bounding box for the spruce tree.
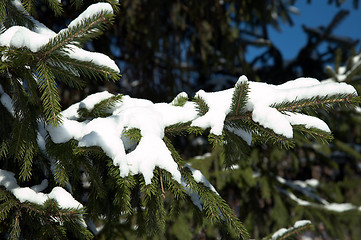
[0,1,360,240]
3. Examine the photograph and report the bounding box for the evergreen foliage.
[0,1,361,240]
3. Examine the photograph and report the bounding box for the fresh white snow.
[191,75,356,138]
[191,88,234,135]
[66,3,113,29]
[0,87,14,115]
[272,220,311,239]
[0,2,119,72]
[78,91,114,111]
[278,179,361,213]
[184,164,219,194]
[0,26,51,52]
[0,169,82,209]
[44,75,358,187]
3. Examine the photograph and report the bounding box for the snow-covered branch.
[277,176,361,213]
[45,75,358,186]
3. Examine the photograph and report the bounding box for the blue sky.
[248,1,361,60]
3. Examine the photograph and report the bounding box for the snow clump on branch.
[45,75,357,186]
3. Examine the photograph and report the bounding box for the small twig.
[159,170,165,199]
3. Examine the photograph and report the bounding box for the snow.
[190,75,356,139]
[44,74,358,186]
[66,45,120,72]
[272,228,287,239]
[0,169,82,209]
[0,2,119,72]
[0,26,51,52]
[324,203,356,212]
[279,186,360,213]
[170,92,188,105]
[126,135,180,184]
[0,88,14,115]
[253,106,293,137]
[78,91,114,111]
[272,220,311,239]
[181,179,203,211]
[284,112,330,133]
[184,164,218,194]
[181,165,219,211]
[67,3,113,29]
[31,179,49,192]
[294,220,311,228]
[227,126,252,145]
[10,0,53,36]
[47,118,86,143]
[246,77,356,137]
[277,176,327,204]
[293,178,319,188]
[191,88,234,135]
[324,54,361,82]
[48,94,199,185]
[194,152,212,160]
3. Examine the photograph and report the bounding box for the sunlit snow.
[0,169,82,209]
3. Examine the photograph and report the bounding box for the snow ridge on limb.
[0,2,120,126]
[1,3,118,73]
[276,176,361,213]
[47,75,360,185]
[0,170,91,239]
[0,169,82,209]
[268,220,313,240]
[43,74,359,239]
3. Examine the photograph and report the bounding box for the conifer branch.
[70,0,83,10]
[187,126,205,135]
[0,0,8,23]
[231,82,249,115]
[3,2,35,29]
[208,133,224,148]
[9,209,21,240]
[160,169,185,200]
[0,140,9,160]
[163,136,185,166]
[45,57,86,89]
[193,96,209,116]
[123,128,142,143]
[106,159,136,214]
[0,199,16,221]
[78,94,122,119]
[41,11,114,57]
[267,220,313,240]
[8,103,38,182]
[223,128,251,167]
[171,92,188,106]
[344,62,361,82]
[22,0,36,14]
[181,167,249,239]
[293,125,334,144]
[45,140,75,186]
[271,93,359,113]
[241,119,295,149]
[18,142,35,182]
[59,56,121,81]
[37,61,62,125]
[164,121,191,136]
[44,0,64,16]
[225,112,252,122]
